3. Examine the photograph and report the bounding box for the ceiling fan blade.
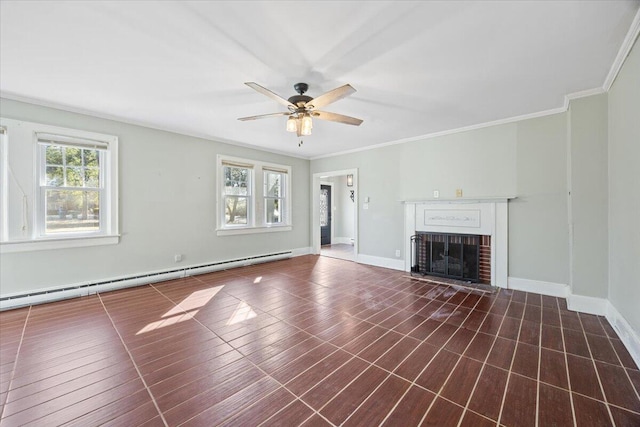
[305,84,356,110]
[237,112,291,121]
[245,82,295,109]
[313,111,363,126]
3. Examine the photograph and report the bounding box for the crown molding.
[603,7,640,91]
[564,87,607,104]
[0,92,311,161]
[5,7,639,164]
[311,103,570,160]
[312,82,612,161]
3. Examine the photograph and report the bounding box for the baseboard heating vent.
[0,251,292,311]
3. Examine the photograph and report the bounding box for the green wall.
[510,113,569,284]
[0,98,311,295]
[569,94,609,298]
[608,38,640,334]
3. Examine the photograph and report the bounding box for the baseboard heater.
[0,251,292,311]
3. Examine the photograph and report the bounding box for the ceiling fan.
[238,82,363,137]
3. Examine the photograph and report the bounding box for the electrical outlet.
[433,190,439,198]
[174,254,182,263]
[363,203,369,210]
[456,188,463,197]
[395,249,401,257]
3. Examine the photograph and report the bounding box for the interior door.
[320,184,331,245]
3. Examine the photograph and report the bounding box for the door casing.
[311,169,358,256]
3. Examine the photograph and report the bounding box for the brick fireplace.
[411,232,491,284]
[403,199,511,287]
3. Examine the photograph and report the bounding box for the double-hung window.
[0,118,118,253]
[221,161,252,227]
[217,155,291,235]
[264,168,287,225]
[38,135,106,235]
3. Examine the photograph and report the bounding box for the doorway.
[313,170,358,262]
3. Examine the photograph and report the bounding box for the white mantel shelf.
[401,196,516,204]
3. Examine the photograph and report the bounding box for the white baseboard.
[356,254,404,271]
[567,294,609,315]
[333,237,354,245]
[292,246,312,257]
[493,276,640,367]
[606,302,640,369]
[0,248,308,311]
[507,277,569,297]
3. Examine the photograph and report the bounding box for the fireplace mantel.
[404,198,514,287]
[401,196,516,204]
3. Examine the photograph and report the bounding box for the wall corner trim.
[507,277,569,297]
[356,254,404,271]
[606,302,640,370]
[603,7,640,91]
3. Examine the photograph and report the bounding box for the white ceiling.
[1,1,638,159]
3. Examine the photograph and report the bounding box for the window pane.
[83,149,99,167]
[265,172,283,197]
[224,166,249,196]
[45,189,100,233]
[265,198,282,224]
[46,166,64,186]
[320,188,329,227]
[85,167,100,188]
[66,167,83,186]
[45,145,63,165]
[225,196,247,225]
[65,147,83,166]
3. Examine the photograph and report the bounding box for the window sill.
[0,234,120,254]
[216,225,292,236]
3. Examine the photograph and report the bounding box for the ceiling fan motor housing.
[288,94,313,108]
[289,83,312,109]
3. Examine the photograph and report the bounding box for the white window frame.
[0,127,8,242]
[0,118,119,253]
[263,168,288,225]
[217,155,291,236]
[220,160,254,229]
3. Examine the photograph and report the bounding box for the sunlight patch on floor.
[136,285,224,335]
[226,301,257,325]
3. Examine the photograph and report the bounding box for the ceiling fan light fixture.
[239,82,362,139]
[301,114,313,136]
[286,116,297,132]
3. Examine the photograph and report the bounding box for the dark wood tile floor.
[1,255,639,426]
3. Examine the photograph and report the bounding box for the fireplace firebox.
[411,232,481,282]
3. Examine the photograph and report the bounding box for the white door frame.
[312,169,358,255]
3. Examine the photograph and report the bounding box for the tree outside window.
[42,144,102,234]
[223,165,250,225]
[264,171,285,224]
